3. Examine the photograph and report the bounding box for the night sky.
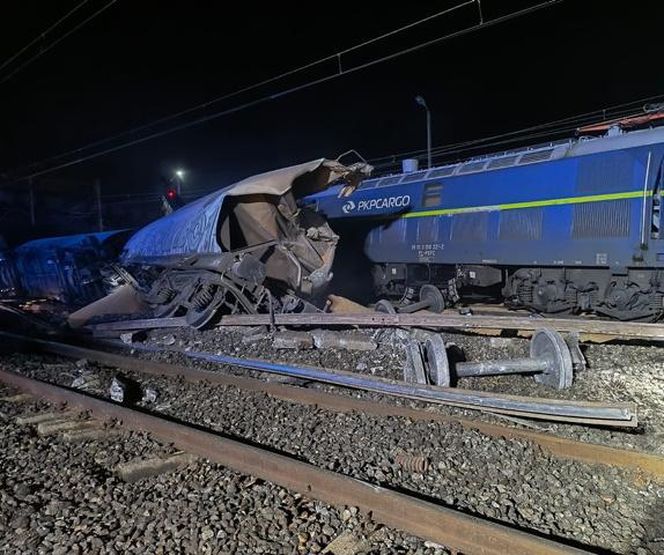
[1,0,663,241]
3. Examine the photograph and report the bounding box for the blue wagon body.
[304,126,664,319]
[13,229,132,305]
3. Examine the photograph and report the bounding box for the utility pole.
[95,178,104,231]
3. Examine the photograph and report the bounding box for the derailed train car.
[7,230,132,306]
[121,158,371,327]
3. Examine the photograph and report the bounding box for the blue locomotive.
[304,115,664,320]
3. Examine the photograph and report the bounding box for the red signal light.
[166,188,177,200]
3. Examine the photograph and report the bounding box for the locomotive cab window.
[422,182,443,208]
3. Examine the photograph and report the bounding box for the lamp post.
[174,169,185,195]
[415,95,432,169]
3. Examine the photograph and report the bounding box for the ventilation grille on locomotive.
[378,175,403,187]
[519,149,554,164]
[401,170,428,183]
[487,155,519,170]
[417,218,439,243]
[450,213,488,241]
[498,208,543,240]
[427,166,457,178]
[458,160,488,174]
[572,199,630,238]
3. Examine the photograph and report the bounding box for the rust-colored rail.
[0,368,592,555]
[5,333,662,478]
[212,312,664,342]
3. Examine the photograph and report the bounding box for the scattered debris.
[37,419,100,437]
[311,330,377,351]
[325,294,373,314]
[321,530,371,554]
[393,451,430,474]
[159,334,177,346]
[71,372,101,392]
[62,427,122,443]
[110,376,126,402]
[15,410,79,425]
[114,452,196,483]
[241,332,267,345]
[272,330,313,350]
[141,386,158,403]
[120,332,135,344]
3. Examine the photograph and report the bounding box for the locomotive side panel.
[305,130,664,319]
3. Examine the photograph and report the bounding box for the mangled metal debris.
[87,159,371,330]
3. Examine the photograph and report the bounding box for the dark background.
[0,0,662,243]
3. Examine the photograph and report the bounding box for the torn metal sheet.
[118,159,372,326]
[121,159,371,295]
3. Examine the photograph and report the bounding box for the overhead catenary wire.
[6,0,476,178]
[370,95,664,163]
[0,0,118,85]
[0,0,90,73]
[52,90,664,207]
[5,0,562,183]
[78,92,664,205]
[367,94,664,171]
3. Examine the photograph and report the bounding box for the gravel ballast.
[0,384,443,555]
[3,351,664,554]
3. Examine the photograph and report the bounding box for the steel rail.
[8,333,662,477]
[210,312,664,342]
[123,341,638,426]
[0,368,594,555]
[0,331,636,426]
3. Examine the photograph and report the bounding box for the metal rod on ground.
[103,339,635,426]
[0,368,594,555]
[456,358,548,377]
[448,329,575,390]
[0,331,638,426]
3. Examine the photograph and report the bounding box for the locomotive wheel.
[419,284,446,313]
[423,335,450,387]
[531,328,574,390]
[375,299,396,314]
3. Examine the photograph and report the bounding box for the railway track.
[4,333,662,478]
[86,308,664,343]
[3,332,638,427]
[0,367,600,555]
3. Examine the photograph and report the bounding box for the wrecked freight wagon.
[115,158,371,328]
